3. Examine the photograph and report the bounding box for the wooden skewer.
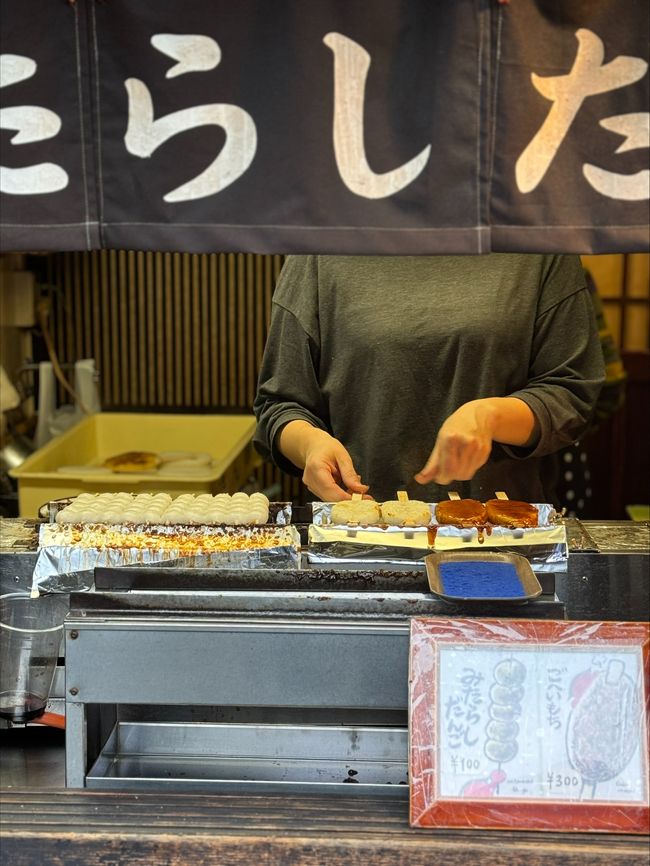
[495,491,509,500]
[397,490,409,502]
[447,491,461,500]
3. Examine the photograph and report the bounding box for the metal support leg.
[65,701,87,788]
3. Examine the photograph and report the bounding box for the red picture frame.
[409,618,650,833]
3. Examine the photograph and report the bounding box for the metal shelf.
[87,721,408,797]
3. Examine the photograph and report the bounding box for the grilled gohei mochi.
[435,499,487,527]
[330,496,381,526]
[379,492,431,527]
[102,451,161,473]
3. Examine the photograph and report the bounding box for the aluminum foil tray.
[309,502,567,572]
[32,522,301,594]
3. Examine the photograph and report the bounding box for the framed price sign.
[409,619,649,833]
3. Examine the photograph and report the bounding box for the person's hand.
[279,420,369,501]
[301,429,369,501]
[414,401,495,486]
[414,397,537,486]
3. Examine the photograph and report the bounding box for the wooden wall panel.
[44,251,284,412]
[581,254,625,299]
[625,307,650,353]
[579,253,650,516]
[626,253,650,299]
[581,253,650,352]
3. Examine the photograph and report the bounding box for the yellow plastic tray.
[10,412,258,517]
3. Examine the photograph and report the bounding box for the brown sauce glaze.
[435,499,487,527]
[485,499,538,528]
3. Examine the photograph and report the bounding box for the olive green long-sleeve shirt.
[253,254,605,504]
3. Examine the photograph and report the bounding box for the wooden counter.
[1,789,648,866]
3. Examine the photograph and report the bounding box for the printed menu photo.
[409,618,649,833]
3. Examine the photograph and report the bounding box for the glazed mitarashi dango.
[485,499,539,528]
[435,499,487,527]
[436,498,539,529]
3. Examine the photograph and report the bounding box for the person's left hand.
[414,400,494,486]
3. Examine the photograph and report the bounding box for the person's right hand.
[279,421,369,501]
[302,430,369,501]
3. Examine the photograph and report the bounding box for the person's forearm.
[278,419,327,469]
[475,397,538,447]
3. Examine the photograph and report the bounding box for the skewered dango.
[56,492,270,526]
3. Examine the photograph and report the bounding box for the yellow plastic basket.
[10,412,258,517]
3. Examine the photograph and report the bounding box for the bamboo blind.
[45,251,283,410]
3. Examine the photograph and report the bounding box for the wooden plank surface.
[1,790,647,866]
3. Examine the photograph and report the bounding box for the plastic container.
[10,412,258,517]
[0,592,68,723]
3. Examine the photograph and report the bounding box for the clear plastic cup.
[0,592,68,723]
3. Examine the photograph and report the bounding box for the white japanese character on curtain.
[124,34,257,203]
[0,54,69,195]
[516,29,649,201]
[323,32,431,199]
